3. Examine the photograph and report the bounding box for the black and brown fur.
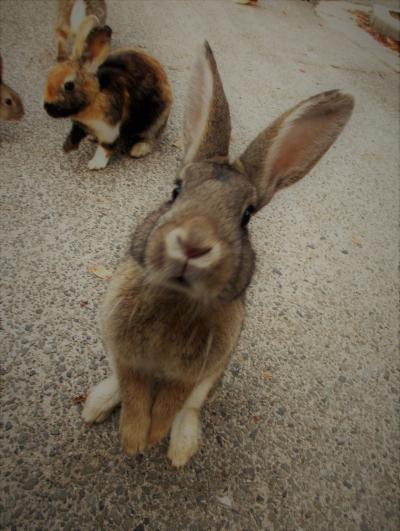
[82,42,354,466]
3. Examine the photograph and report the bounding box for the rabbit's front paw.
[63,137,79,153]
[167,408,200,467]
[88,145,110,170]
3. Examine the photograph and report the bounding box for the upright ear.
[235,90,354,210]
[183,41,231,164]
[55,26,69,62]
[72,16,112,73]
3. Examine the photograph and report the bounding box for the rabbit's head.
[131,42,354,303]
[0,55,24,121]
[44,16,111,118]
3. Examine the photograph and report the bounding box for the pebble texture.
[0,1,399,529]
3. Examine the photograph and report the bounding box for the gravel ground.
[1,1,399,529]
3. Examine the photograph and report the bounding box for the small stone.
[23,477,39,490]
[256,495,264,503]
[277,407,285,416]
[343,479,352,489]
[116,485,125,496]
[18,433,29,445]
[341,250,349,255]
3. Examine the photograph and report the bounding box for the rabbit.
[44,15,172,170]
[55,0,107,61]
[0,55,24,121]
[81,42,354,466]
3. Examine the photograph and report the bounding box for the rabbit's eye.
[64,81,75,92]
[171,179,182,202]
[241,205,254,228]
[5,98,12,106]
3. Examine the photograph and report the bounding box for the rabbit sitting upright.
[0,55,24,121]
[82,42,354,466]
[44,15,172,170]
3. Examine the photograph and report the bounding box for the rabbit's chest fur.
[101,258,244,383]
[74,92,122,143]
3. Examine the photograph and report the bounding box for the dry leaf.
[262,371,273,381]
[80,300,89,308]
[172,138,184,149]
[217,495,234,509]
[351,234,362,247]
[87,264,112,280]
[349,10,400,53]
[72,395,87,404]
[299,68,306,73]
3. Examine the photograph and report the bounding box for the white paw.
[129,141,152,158]
[82,375,120,424]
[88,145,109,170]
[167,408,200,467]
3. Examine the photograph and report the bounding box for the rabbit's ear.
[183,41,231,164]
[72,16,111,73]
[72,15,99,60]
[235,90,354,211]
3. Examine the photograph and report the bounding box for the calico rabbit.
[55,0,107,61]
[0,55,24,121]
[44,15,172,170]
[82,42,354,466]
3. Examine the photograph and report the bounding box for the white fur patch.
[70,0,87,33]
[129,141,153,158]
[83,120,120,144]
[82,374,120,423]
[168,408,200,467]
[185,376,215,409]
[88,145,110,170]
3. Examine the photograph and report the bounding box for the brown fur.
[83,42,354,466]
[55,0,107,61]
[0,54,24,121]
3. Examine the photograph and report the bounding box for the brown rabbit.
[82,42,354,466]
[44,16,172,170]
[0,55,24,121]
[55,0,107,61]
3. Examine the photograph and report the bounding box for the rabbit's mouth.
[171,275,190,288]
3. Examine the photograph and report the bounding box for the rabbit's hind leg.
[82,374,120,424]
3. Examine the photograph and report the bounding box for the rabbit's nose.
[165,223,220,267]
[182,242,212,260]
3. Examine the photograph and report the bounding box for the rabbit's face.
[0,84,24,121]
[144,161,257,302]
[43,61,92,118]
